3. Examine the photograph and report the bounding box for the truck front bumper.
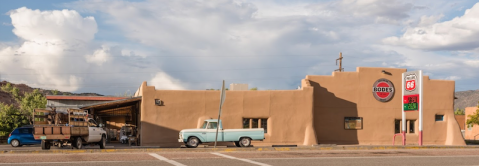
[178,139,184,143]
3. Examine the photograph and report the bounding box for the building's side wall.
[138,81,316,147]
[307,67,465,145]
[465,107,479,140]
[455,115,465,131]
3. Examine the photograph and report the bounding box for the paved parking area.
[1,149,479,166]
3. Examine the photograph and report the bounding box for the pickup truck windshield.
[201,121,207,129]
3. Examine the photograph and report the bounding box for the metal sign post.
[214,80,226,148]
[401,74,406,146]
[402,70,423,146]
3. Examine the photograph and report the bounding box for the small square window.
[409,120,415,133]
[435,115,444,121]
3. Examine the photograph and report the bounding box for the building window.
[468,124,473,131]
[243,118,268,133]
[344,117,363,130]
[435,115,444,121]
[395,119,401,134]
[409,120,415,133]
[252,119,258,128]
[261,118,268,134]
[242,119,250,129]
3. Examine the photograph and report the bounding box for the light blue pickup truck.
[178,119,265,148]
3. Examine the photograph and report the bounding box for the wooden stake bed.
[33,109,90,141]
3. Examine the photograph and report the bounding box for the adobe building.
[464,106,479,140]
[81,67,465,147]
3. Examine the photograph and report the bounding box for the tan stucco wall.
[307,67,464,145]
[465,106,479,140]
[455,115,465,131]
[135,67,464,146]
[137,80,316,147]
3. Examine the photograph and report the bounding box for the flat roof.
[46,95,126,101]
[80,96,142,110]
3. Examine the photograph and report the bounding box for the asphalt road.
[1,149,479,166]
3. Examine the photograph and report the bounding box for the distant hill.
[454,90,479,110]
[0,81,103,107]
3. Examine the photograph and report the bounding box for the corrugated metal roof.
[46,95,126,101]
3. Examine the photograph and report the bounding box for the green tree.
[19,89,47,117]
[0,84,47,134]
[0,104,30,136]
[1,83,21,101]
[466,102,479,127]
[250,87,257,90]
[454,108,465,115]
[52,89,59,95]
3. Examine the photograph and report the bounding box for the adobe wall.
[137,80,316,147]
[465,106,479,140]
[307,67,465,145]
[455,115,465,131]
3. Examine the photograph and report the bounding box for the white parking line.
[149,153,186,166]
[211,152,271,166]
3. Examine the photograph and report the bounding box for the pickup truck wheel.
[11,139,20,147]
[41,140,51,150]
[186,137,199,148]
[239,137,251,147]
[75,137,83,149]
[99,135,106,149]
[234,141,241,147]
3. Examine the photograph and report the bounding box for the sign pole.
[401,73,406,145]
[214,80,226,148]
[403,70,422,146]
[419,70,423,146]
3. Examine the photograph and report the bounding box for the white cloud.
[0,7,187,94]
[149,72,186,90]
[1,0,477,94]
[10,7,97,43]
[0,7,98,91]
[86,45,110,65]
[445,76,461,80]
[465,60,479,67]
[383,3,479,51]
[308,0,415,24]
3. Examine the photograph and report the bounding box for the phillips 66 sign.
[403,71,422,111]
[405,74,417,91]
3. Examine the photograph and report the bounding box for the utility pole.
[335,52,344,72]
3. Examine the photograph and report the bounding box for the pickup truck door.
[205,122,223,142]
[88,119,101,142]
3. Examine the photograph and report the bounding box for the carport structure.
[80,97,142,145]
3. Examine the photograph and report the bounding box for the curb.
[2,145,479,154]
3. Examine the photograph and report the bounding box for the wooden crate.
[34,127,43,135]
[61,127,70,135]
[52,127,61,135]
[44,127,53,135]
[71,127,88,136]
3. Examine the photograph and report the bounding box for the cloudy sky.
[0,0,478,95]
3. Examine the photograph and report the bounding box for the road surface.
[1,149,479,166]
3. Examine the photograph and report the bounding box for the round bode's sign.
[372,78,395,102]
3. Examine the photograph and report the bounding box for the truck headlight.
[179,132,183,139]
